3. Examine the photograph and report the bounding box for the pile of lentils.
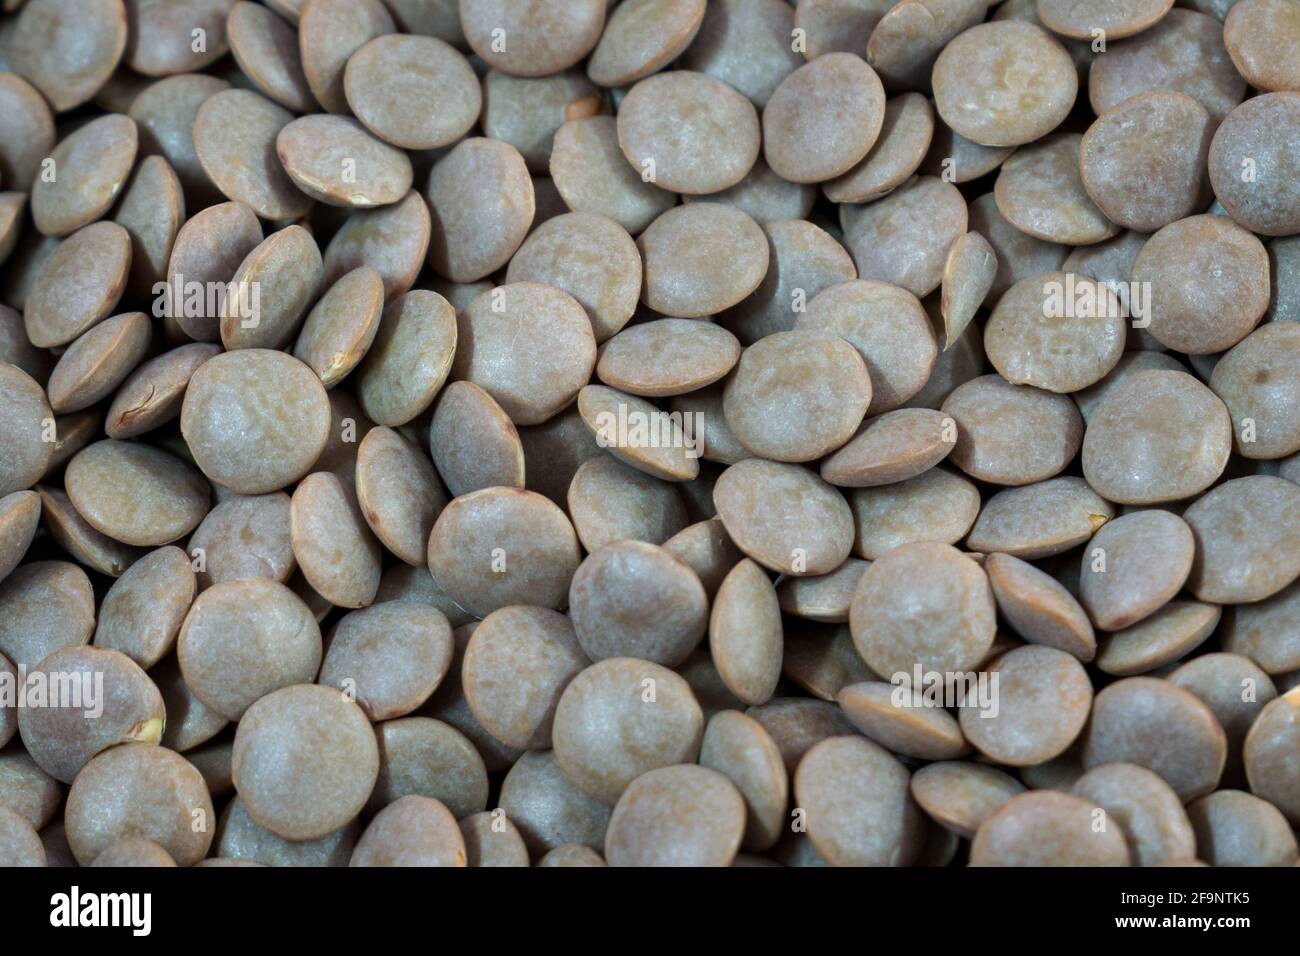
[0,0,1299,869]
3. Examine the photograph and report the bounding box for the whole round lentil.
[867,0,986,91]
[350,795,465,867]
[59,334,139,419]
[427,487,581,618]
[153,655,226,754]
[297,0,394,113]
[714,459,854,577]
[368,715,488,818]
[698,709,787,851]
[0,72,55,191]
[186,492,294,588]
[232,683,378,841]
[942,375,1083,485]
[985,552,1097,661]
[724,329,871,463]
[967,477,1114,561]
[32,114,137,239]
[1170,652,1278,781]
[1222,580,1300,675]
[11,0,126,112]
[64,743,213,866]
[192,89,313,221]
[497,749,611,853]
[1133,215,1269,354]
[345,34,479,150]
[1211,323,1300,460]
[1079,510,1195,631]
[618,71,759,195]
[578,385,700,482]
[216,796,357,867]
[177,578,322,721]
[483,69,600,171]
[0,364,54,496]
[932,21,1077,148]
[820,408,953,487]
[425,138,534,282]
[794,735,925,867]
[851,542,995,676]
[588,0,705,87]
[777,560,869,625]
[17,645,164,783]
[226,0,316,113]
[1083,677,1227,801]
[1223,0,1300,93]
[984,272,1124,393]
[971,790,1130,866]
[994,134,1119,246]
[93,545,194,669]
[567,454,688,551]
[1038,0,1174,39]
[461,0,604,78]
[941,231,997,350]
[322,191,431,299]
[552,657,704,804]
[1079,92,1212,233]
[637,203,769,317]
[570,540,708,668]
[763,54,885,185]
[1183,476,1300,604]
[1096,600,1221,676]
[23,221,132,349]
[0,491,40,586]
[721,220,857,345]
[0,561,94,672]
[220,226,323,351]
[848,468,979,562]
[292,267,384,387]
[960,645,1091,766]
[1188,789,1299,867]
[605,764,745,867]
[182,349,330,494]
[1081,370,1232,504]
[597,319,739,397]
[319,602,452,720]
[709,559,782,705]
[65,439,209,547]
[451,283,593,425]
[277,115,413,208]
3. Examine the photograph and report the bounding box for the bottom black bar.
[3,866,1278,941]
